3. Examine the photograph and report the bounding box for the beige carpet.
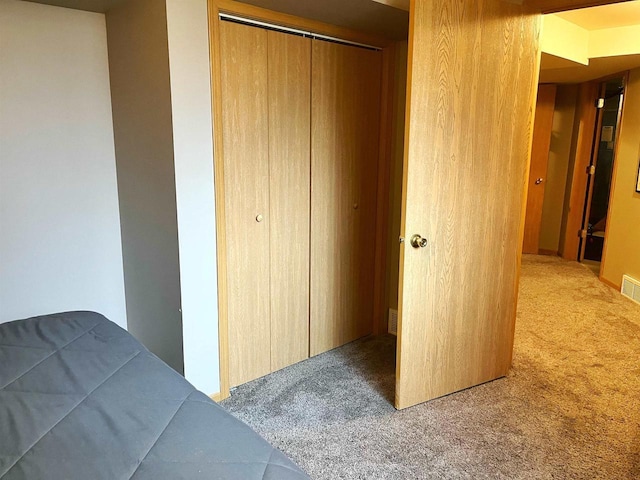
[221,255,640,479]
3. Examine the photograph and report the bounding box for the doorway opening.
[210,0,411,407]
[580,77,625,275]
[523,70,629,283]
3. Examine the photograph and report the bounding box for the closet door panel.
[268,31,311,371]
[220,21,271,387]
[310,40,382,356]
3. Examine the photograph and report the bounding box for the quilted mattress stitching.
[0,320,102,390]
[2,350,143,477]
[127,392,192,479]
[260,449,275,480]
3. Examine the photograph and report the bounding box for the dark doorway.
[580,77,625,267]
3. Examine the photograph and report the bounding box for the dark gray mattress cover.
[0,312,308,480]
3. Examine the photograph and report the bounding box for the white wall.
[166,0,220,395]
[0,0,127,328]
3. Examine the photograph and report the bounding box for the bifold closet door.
[267,30,311,372]
[220,21,271,387]
[310,40,382,356]
[220,21,311,387]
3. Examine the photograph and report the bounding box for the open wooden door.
[522,84,557,254]
[395,0,541,410]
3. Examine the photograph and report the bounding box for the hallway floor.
[221,255,640,479]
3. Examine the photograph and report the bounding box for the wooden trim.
[393,0,416,409]
[372,44,396,335]
[599,71,630,283]
[538,248,559,256]
[209,392,225,402]
[599,275,621,291]
[560,81,599,261]
[208,0,231,402]
[213,0,392,48]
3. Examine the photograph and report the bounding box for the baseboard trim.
[538,249,558,256]
[209,391,229,403]
[599,276,621,291]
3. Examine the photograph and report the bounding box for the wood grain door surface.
[310,40,382,356]
[523,84,557,254]
[267,30,311,372]
[220,21,271,387]
[221,22,311,386]
[221,20,383,385]
[396,0,541,410]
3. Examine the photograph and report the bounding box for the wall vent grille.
[388,309,398,336]
[621,275,640,305]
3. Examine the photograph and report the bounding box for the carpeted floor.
[221,255,640,479]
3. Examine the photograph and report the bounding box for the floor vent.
[621,275,640,305]
[388,309,398,336]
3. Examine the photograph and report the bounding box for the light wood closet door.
[220,21,271,387]
[310,41,382,356]
[268,30,311,371]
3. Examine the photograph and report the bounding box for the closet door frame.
[208,0,395,401]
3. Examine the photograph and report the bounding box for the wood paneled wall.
[395,0,542,409]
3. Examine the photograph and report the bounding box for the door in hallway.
[522,84,557,254]
[579,77,625,264]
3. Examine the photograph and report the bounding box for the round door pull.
[256,214,264,223]
[410,234,428,249]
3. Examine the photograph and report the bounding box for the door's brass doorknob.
[535,178,544,185]
[410,234,428,249]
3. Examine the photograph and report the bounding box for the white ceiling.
[370,0,408,10]
[25,0,638,82]
[539,52,640,83]
[22,0,410,39]
[541,0,640,82]
[555,0,640,29]
[22,0,124,13]
[236,0,409,40]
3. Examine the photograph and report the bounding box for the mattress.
[0,311,308,480]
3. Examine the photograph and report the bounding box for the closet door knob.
[256,214,264,223]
